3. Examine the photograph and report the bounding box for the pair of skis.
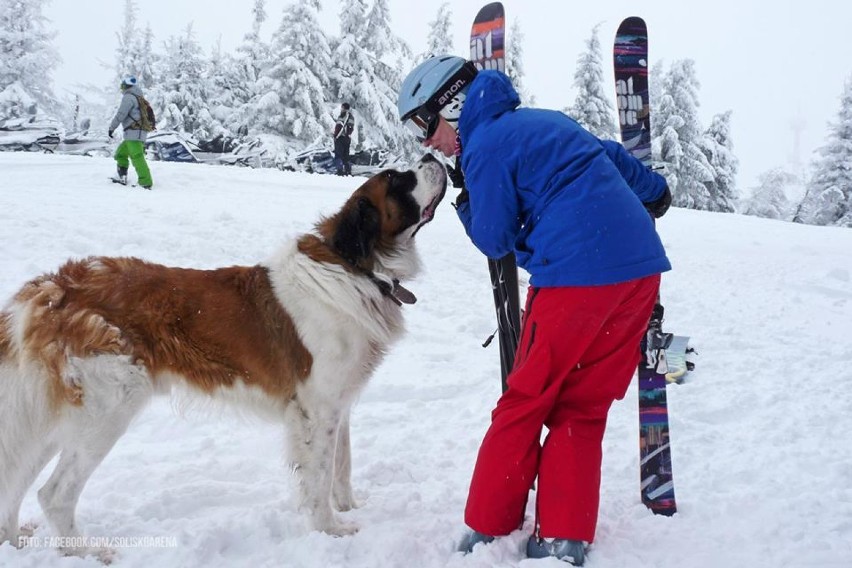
[469,4,681,516]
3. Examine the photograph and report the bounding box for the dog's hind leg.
[36,356,152,560]
[332,408,358,512]
[0,441,60,547]
[0,362,60,547]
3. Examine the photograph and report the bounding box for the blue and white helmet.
[120,75,137,90]
[397,55,478,131]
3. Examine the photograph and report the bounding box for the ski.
[614,16,677,516]
[110,177,150,190]
[470,2,519,392]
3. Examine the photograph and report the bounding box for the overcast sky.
[49,0,851,192]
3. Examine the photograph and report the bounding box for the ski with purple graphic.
[470,2,519,393]
[614,16,677,516]
[614,16,652,166]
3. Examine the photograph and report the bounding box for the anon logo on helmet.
[437,79,467,107]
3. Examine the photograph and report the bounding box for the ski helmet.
[397,55,478,140]
[120,76,137,90]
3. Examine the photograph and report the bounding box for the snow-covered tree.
[566,23,615,139]
[149,24,213,139]
[330,0,412,152]
[742,168,796,220]
[207,39,250,135]
[236,0,270,85]
[505,19,534,107]
[258,0,333,143]
[699,110,738,212]
[414,2,453,63]
[0,0,59,117]
[795,77,852,227]
[135,24,156,88]
[112,0,156,90]
[329,0,365,99]
[654,59,715,210]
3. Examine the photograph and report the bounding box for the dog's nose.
[421,153,438,163]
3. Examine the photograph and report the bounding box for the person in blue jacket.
[398,56,672,566]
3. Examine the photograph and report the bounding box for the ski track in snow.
[0,153,850,567]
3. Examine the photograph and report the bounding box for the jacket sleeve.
[109,93,134,132]
[456,143,520,260]
[601,139,667,203]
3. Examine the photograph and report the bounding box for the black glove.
[446,162,466,189]
[645,186,672,218]
[452,188,469,210]
[108,129,114,139]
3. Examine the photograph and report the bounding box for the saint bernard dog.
[0,154,447,559]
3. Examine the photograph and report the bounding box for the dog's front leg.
[285,397,358,536]
[332,409,358,512]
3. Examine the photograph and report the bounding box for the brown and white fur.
[0,154,447,559]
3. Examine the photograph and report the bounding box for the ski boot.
[113,166,128,185]
[457,530,494,553]
[526,536,585,566]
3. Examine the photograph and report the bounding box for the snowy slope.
[0,153,850,568]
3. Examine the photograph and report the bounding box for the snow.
[1,152,851,567]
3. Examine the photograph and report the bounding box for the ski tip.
[615,16,647,35]
[472,2,504,25]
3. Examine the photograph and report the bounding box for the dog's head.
[328,154,447,267]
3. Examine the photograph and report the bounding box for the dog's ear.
[333,196,381,264]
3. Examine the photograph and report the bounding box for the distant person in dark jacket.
[398,55,673,566]
[333,102,355,176]
[109,75,153,189]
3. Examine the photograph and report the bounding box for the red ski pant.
[464,275,660,542]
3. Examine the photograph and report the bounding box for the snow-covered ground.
[1,153,850,568]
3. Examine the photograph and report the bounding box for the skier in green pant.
[109,76,153,189]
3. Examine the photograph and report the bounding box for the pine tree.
[654,59,715,210]
[331,0,411,153]
[112,0,156,90]
[742,168,795,220]
[414,2,453,63]
[236,0,270,85]
[207,39,250,136]
[795,77,852,227]
[0,0,59,117]
[260,0,333,143]
[114,0,141,85]
[566,23,615,139]
[505,19,535,107]
[136,25,156,88]
[700,110,738,212]
[150,24,212,139]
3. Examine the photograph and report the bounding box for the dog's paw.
[19,522,38,538]
[94,546,118,565]
[326,520,359,537]
[60,545,117,565]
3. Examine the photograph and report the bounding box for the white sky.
[49,0,852,191]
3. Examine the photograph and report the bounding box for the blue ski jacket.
[455,70,671,287]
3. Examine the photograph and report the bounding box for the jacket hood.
[458,70,521,142]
